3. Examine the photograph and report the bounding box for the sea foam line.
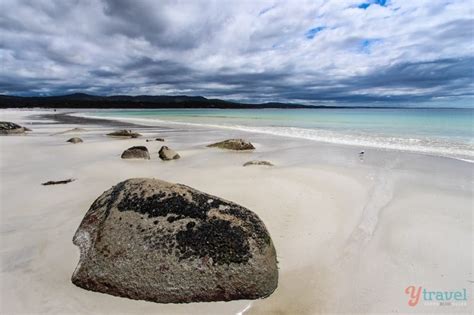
[73,113,474,163]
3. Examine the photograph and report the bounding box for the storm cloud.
[0,0,473,104]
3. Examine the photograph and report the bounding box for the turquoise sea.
[85,108,474,161]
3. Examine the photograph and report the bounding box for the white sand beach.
[0,109,472,314]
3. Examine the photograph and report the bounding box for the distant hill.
[0,93,318,109]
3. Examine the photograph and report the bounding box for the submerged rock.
[0,121,29,135]
[121,146,150,159]
[107,130,142,138]
[158,146,180,160]
[243,160,274,167]
[71,178,278,303]
[67,137,83,144]
[207,139,255,151]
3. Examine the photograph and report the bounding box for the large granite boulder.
[0,121,29,135]
[207,139,255,150]
[107,130,142,138]
[67,137,83,144]
[121,146,150,159]
[158,146,180,160]
[71,178,278,303]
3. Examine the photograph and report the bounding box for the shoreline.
[0,109,472,314]
[72,110,474,164]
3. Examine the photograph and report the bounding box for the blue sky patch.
[305,26,326,39]
[358,0,388,10]
[358,39,383,53]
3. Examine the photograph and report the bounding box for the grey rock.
[207,139,255,151]
[67,137,83,144]
[42,178,75,185]
[158,146,180,160]
[107,130,142,138]
[146,138,165,142]
[243,160,274,167]
[72,178,278,303]
[0,121,29,135]
[121,146,150,159]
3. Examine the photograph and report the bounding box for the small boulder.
[71,178,278,303]
[207,139,255,151]
[158,146,180,160]
[243,160,274,167]
[146,138,165,142]
[107,130,142,138]
[0,121,29,135]
[121,146,150,159]
[67,137,83,144]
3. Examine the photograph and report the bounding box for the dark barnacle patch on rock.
[227,206,272,246]
[112,183,273,263]
[116,189,225,220]
[176,218,250,265]
[72,178,278,303]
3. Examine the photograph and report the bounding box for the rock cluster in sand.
[146,138,165,142]
[0,121,30,135]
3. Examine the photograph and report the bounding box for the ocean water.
[84,108,474,161]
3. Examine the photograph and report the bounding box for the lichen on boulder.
[207,139,255,151]
[71,178,278,303]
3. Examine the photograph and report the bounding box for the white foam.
[74,113,474,163]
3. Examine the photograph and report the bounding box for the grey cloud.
[0,0,472,105]
[350,58,474,90]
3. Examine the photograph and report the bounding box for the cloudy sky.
[1,0,473,105]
